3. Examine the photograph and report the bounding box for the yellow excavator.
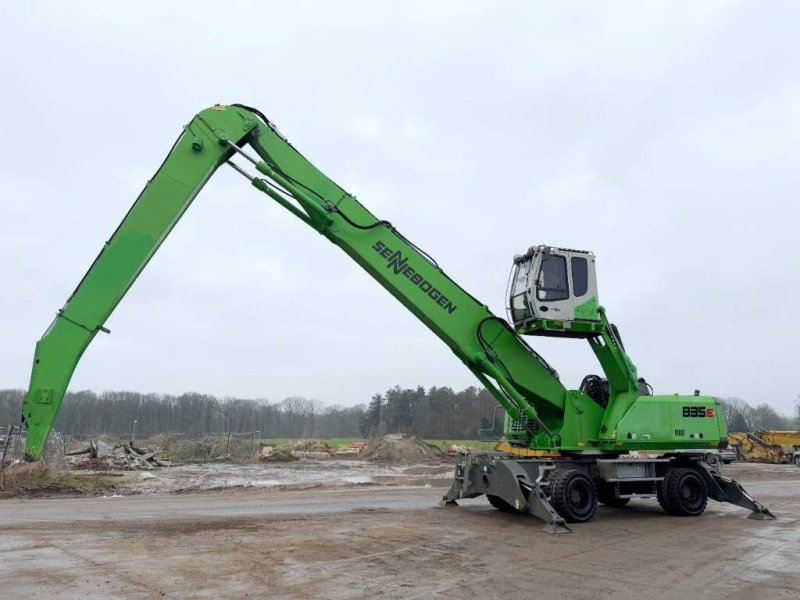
[728,431,800,464]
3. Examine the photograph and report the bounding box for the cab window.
[536,255,569,301]
[571,256,588,297]
[510,260,533,322]
[510,260,530,298]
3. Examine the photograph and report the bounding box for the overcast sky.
[1,1,798,414]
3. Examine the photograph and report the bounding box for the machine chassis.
[442,451,774,533]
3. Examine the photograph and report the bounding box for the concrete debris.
[67,440,171,470]
[94,440,115,458]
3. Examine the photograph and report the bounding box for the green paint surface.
[574,296,599,320]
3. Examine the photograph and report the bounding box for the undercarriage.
[441,451,775,533]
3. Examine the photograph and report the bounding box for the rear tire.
[794,455,800,467]
[661,467,708,517]
[548,469,598,523]
[487,494,517,513]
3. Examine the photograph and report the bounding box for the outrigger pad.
[747,505,776,520]
[542,522,572,535]
[699,463,776,520]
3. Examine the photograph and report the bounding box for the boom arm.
[21,104,568,458]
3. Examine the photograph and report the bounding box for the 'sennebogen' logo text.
[372,241,457,314]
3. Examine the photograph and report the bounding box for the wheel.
[656,476,673,513]
[661,467,708,517]
[794,454,800,467]
[596,481,630,507]
[548,469,598,523]
[487,494,517,513]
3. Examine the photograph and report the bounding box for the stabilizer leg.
[697,462,776,519]
[441,453,571,533]
[507,461,571,534]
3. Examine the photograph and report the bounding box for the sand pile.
[360,434,445,464]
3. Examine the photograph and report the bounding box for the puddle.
[134,459,454,494]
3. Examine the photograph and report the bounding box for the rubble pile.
[360,434,446,464]
[67,440,171,470]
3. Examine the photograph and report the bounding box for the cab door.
[533,248,574,321]
[566,251,599,322]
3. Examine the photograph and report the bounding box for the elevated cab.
[508,245,602,337]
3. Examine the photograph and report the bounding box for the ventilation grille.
[674,429,685,437]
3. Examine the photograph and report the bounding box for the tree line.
[0,388,796,440]
[0,389,364,439]
[0,386,503,440]
[718,396,799,433]
[359,385,499,438]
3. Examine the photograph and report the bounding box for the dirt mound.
[360,434,446,464]
[258,447,298,463]
[292,439,333,453]
[0,462,119,498]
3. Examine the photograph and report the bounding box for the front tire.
[548,469,598,523]
[660,467,708,517]
[794,455,800,467]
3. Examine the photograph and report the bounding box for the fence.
[0,425,67,469]
[0,425,25,466]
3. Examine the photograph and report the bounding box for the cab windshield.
[509,259,533,324]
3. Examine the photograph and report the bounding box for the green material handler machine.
[20,104,773,532]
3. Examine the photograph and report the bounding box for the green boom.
[21,105,567,458]
[21,104,727,460]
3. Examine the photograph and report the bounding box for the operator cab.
[508,245,601,338]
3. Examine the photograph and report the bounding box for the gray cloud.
[1,1,798,413]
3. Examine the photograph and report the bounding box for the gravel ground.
[0,462,798,599]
